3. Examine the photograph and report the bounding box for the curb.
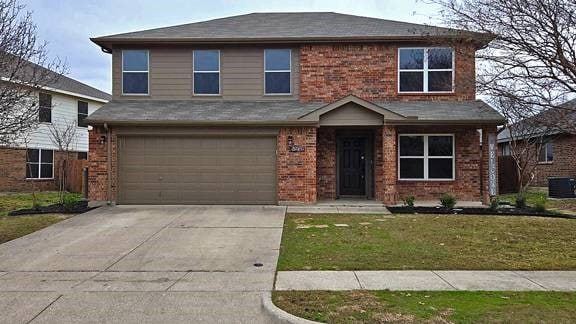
[261,291,323,324]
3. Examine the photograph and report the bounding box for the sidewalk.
[276,270,576,291]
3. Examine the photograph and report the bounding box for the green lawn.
[499,191,576,213]
[273,291,576,324]
[277,213,576,270]
[0,191,82,217]
[0,192,81,244]
[0,214,67,244]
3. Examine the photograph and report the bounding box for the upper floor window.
[122,50,149,95]
[77,101,88,127]
[193,50,220,95]
[538,141,554,163]
[398,48,453,93]
[26,149,53,179]
[39,93,52,123]
[398,134,455,180]
[264,49,291,94]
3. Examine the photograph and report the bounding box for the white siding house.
[15,91,106,152]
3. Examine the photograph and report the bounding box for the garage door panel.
[118,135,277,204]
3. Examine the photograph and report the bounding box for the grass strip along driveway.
[277,213,576,271]
[0,192,81,244]
[273,290,576,323]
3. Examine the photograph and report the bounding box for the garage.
[117,135,277,204]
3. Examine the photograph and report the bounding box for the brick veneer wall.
[88,126,117,202]
[0,147,69,192]
[316,128,336,199]
[278,127,317,204]
[529,134,576,187]
[299,43,476,103]
[393,126,483,203]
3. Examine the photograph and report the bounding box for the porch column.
[481,126,498,204]
[378,125,397,205]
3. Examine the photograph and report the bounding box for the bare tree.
[0,0,66,146]
[427,0,576,133]
[48,120,77,202]
[498,97,558,194]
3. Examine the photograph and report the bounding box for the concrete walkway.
[0,206,286,323]
[276,271,576,291]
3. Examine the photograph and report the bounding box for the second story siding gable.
[111,46,300,101]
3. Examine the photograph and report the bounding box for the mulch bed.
[8,200,93,216]
[387,206,575,219]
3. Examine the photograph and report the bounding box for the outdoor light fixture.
[99,135,107,145]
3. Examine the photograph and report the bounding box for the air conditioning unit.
[548,177,576,198]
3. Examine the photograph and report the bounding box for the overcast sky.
[22,0,443,94]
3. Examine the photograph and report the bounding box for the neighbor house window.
[398,135,455,180]
[193,50,220,95]
[264,49,291,94]
[77,101,88,127]
[77,152,88,160]
[122,50,149,95]
[39,93,52,123]
[26,149,53,179]
[538,141,554,163]
[398,48,453,93]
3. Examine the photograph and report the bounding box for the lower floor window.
[398,134,455,180]
[538,141,553,163]
[26,149,53,179]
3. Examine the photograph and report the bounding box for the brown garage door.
[118,136,277,204]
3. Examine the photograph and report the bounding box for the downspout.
[104,123,112,205]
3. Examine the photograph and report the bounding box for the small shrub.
[403,196,415,208]
[534,195,547,212]
[439,193,457,209]
[515,194,527,209]
[62,193,79,211]
[489,197,500,211]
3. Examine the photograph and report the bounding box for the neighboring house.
[498,99,576,187]
[0,64,111,192]
[87,12,505,205]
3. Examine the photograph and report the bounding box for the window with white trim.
[538,141,554,163]
[264,49,291,94]
[77,100,88,127]
[26,149,53,179]
[398,135,455,180]
[38,93,52,123]
[193,50,220,95]
[398,48,453,93]
[122,50,149,95]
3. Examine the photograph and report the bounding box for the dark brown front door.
[338,137,366,196]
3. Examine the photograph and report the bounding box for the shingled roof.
[86,99,505,125]
[91,12,490,50]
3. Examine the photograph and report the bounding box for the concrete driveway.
[0,205,286,323]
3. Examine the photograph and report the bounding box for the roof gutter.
[90,34,491,52]
[85,119,321,127]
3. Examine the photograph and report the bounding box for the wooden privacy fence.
[62,160,88,194]
[498,155,519,194]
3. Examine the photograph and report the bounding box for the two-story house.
[0,62,111,192]
[87,12,505,205]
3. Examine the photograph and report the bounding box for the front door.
[338,136,367,196]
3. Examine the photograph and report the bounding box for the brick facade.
[299,43,476,103]
[278,127,317,204]
[316,128,336,200]
[528,134,576,187]
[88,126,117,202]
[0,147,70,192]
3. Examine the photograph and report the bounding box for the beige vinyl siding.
[319,103,384,126]
[112,46,299,100]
